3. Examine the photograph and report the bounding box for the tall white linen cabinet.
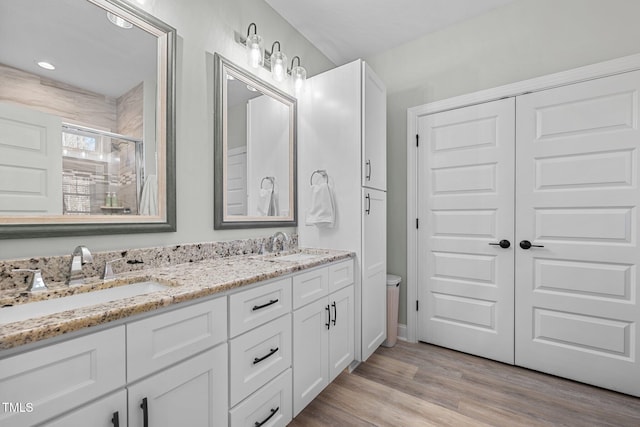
[298,58,387,370]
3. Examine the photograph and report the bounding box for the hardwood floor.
[289,341,640,426]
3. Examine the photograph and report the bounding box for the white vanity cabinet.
[0,326,126,427]
[292,260,355,416]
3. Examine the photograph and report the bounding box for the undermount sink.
[0,281,168,326]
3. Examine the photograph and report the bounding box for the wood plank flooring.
[289,341,640,426]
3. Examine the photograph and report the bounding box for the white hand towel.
[257,188,273,216]
[305,182,335,227]
[268,185,279,216]
[139,174,158,215]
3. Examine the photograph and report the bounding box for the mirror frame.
[0,0,176,239]
[213,53,297,229]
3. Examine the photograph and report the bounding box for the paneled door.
[417,98,515,364]
[515,70,640,396]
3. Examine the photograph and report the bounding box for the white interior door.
[226,147,247,215]
[515,70,640,396]
[0,102,62,215]
[418,98,515,364]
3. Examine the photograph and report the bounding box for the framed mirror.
[0,0,176,238]
[214,54,297,229]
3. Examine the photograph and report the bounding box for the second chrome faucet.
[68,245,93,286]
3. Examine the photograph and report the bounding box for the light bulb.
[246,34,263,68]
[291,65,307,93]
[271,51,287,82]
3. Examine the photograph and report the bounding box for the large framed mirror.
[214,54,297,229]
[0,0,176,239]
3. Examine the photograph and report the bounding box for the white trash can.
[382,274,401,347]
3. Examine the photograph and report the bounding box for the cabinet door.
[292,298,329,416]
[40,390,127,427]
[362,62,387,191]
[362,188,387,361]
[328,285,355,381]
[128,344,228,427]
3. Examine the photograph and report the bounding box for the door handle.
[254,407,279,427]
[366,160,372,181]
[519,240,544,250]
[140,397,148,427]
[365,194,371,215]
[331,301,337,326]
[326,304,331,329]
[488,239,511,249]
[111,411,120,427]
[253,347,279,365]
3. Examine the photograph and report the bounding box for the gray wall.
[0,0,334,260]
[364,0,640,325]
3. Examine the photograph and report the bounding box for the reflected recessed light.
[37,61,55,70]
[107,11,133,29]
[246,85,257,92]
[226,75,235,80]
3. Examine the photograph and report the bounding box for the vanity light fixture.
[268,41,287,82]
[289,56,307,93]
[107,11,133,29]
[245,23,263,68]
[36,61,56,70]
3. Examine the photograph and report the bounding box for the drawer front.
[229,314,291,406]
[292,267,329,309]
[0,326,126,427]
[127,297,227,381]
[229,277,292,338]
[328,259,355,293]
[229,368,292,427]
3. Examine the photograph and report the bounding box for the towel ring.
[310,169,329,185]
[261,176,275,189]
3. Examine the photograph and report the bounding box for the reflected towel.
[305,182,335,227]
[139,174,157,215]
[258,188,273,216]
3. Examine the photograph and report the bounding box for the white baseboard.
[397,323,408,342]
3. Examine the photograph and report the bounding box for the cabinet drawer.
[127,297,227,381]
[229,368,292,427]
[0,326,126,427]
[328,259,354,293]
[292,267,329,309]
[229,314,291,406]
[229,277,291,338]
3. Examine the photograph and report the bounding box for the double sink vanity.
[0,243,355,427]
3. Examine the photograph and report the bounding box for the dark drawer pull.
[253,347,279,365]
[252,299,279,311]
[325,304,331,329]
[255,406,279,427]
[140,397,149,427]
[111,411,120,427]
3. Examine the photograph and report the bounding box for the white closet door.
[418,98,515,364]
[515,70,640,396]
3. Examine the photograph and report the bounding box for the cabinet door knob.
[488,239,511,249]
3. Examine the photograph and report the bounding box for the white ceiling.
[265,0,518,65]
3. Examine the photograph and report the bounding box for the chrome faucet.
[270,231,291,252]
[68,245,93,285]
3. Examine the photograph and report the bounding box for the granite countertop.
[0,248,353,350]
